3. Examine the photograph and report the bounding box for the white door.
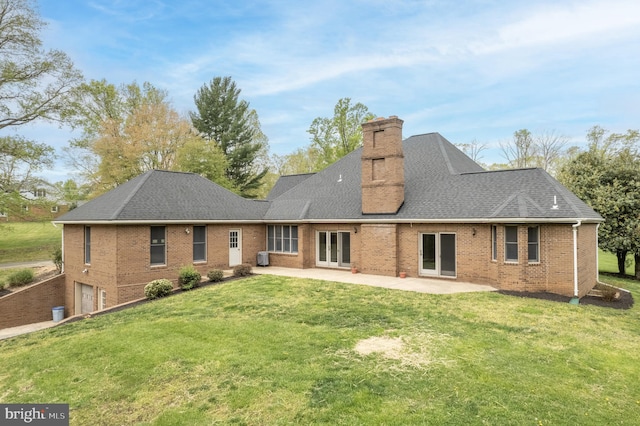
[316,231,351,268]
[229,229,242,266]
[81,284,94,314]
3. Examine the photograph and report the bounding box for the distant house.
[0,186,69,222]
[53,116,602,316]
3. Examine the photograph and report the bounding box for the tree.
[190,76,268,198]
[307,98,375,170]
[534,130,569,175]
[0,0,83,129]
[456,139,487,164]
[67,80,224,195]
[0,135,55,218]
[499,129,569,174]
[52,179,89,209]
[558,126,640,277]
[500,129,535,168]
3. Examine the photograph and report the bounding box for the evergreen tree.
[190,76,267,197]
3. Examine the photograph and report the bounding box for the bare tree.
[534,130,569,174]
[456,139,487,163]
[500,129,535,168]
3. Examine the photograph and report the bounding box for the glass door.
[317,231,351,268]
[419,233,456,277]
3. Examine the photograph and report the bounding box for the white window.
[99,290,107,310]
[505,226,518,262]
[528,226,540,263]
[267,225,298,253]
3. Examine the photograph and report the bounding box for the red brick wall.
[63,223,267,312]
[360,224,398,276]
[577,223,598,297]
[0,274,65,329]
[394,222,594,297]
[361,117,405,214]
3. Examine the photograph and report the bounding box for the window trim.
[193,225,207,262]
[504,225,519,263]
[267,225,298,254]
[528,226,540,264]
[150,226,166,266]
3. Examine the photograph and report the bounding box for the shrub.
[6,269,34,287]
[144,279,173,299]
[7,268,35,287]
[595,282,619,302]
[233,263,253,277]
[207,269,224,282]
[179,265,202,290]
[52,247,63,273]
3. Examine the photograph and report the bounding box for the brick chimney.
[361,116,404,214]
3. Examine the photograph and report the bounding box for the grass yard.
[0,222,62,263]
[1,274,639,425]
[599,249,636,275]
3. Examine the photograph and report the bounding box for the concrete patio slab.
[253,266,496,295]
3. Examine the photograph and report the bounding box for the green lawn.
[0,222,62,263]
[599,249,636,275]
[1,274,639,425]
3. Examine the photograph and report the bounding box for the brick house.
[53,116,602,317]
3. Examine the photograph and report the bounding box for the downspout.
[570,220,582,305]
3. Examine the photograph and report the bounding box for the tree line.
[1,0,639,278]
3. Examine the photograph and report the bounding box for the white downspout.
[596,223,600,284]
[571,220,582,303]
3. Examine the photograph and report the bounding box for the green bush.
[207,269,224,282]
[7,268,35,287]
[144,279,174,299]
[233,263,253,277]
[52,246,63,273]
[179,265,202,290]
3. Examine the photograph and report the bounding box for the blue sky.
[11,0,640,182]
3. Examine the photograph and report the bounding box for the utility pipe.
[571,220,582,302]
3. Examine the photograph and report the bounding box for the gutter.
[52,217,603,226]
[570,220,582,304]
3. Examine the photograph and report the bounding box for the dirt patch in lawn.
[352,334,454,371]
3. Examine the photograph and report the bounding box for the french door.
[419,233,456,277]
[316,231,351,267]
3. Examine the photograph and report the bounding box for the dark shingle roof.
[55,133,602,224]
[56,170,268,222]
[266,173,315,200]
[266,132,602,222]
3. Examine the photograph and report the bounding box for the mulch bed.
[498,287,634,310]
